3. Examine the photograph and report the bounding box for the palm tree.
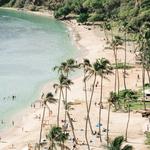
[53,74,73,126]
[125,103,131,142]
[79,58,93,150]
[107,100,111,146]
[61,76,74,128]
[66,102,78,144]
[94,58,113,143]
[107,91,118,146]
[85,58,112,143]
[136,23,150,110]
[120,21,129,90]
[39,92,57,150]
[124,91,135,142]
[54,58,78,122]
[63,58,78,122]
[107,136,133,150]
[101,22,112,43]
[47,126,69,150]
[54,58,78,77]
[85,60,98,136]
[144,23,150,84]
[110,36,123,94]
[145,60,150,84]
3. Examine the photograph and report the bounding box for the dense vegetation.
[0,0,150,31]
[54,0,150,32]
[0,0,59,11]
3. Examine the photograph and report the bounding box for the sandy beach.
[0,7,149,150]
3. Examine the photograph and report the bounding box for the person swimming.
[12,95,16,100]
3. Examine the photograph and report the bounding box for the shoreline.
[0,7,90,149]
[0,7,149,150]
[0,7,54,17]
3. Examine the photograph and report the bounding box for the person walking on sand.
[1,120,4,124]
[12,120,14,126]
[41,92,44,99]
[11,144,15,149]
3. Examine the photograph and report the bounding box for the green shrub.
[118,89,138,101]
[54,5,71,19]
[77,13,89,23]
[145,132,150,145]
[0,0,11,6]
[14,0,25,8]
[88,13,104,22]
[113,63,134,69]
[27,5,36,11]
[144,83,150,88]
[6,0,16,7]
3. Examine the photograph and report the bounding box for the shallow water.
[0,8,78,129]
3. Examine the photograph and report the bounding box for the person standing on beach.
[12,95,16,100]
[1,120,4,124]
[12,120,14,126]
[41,93,44,99]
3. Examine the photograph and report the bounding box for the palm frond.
[111,136,124,149]
[122,145,133,150]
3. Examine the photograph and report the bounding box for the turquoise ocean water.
[0,8,78,129]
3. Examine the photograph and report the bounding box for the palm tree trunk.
[87,74,97,135]
[62,141,65,150]
[123,31,127,90]
[46,104,51,117]
[116,48,120,94]
[60,141,63,150]
[146,69,150,84]
[142,66,146,110]
[113,49,117,93]
[117,68,120,94]
[103,23,109,43]
[114,69,117,93]
[125,104,131,141]
[84,71,91,150]
[57,89,62,126]
[99,76,103,143]
[107,103,111,146]
[66,111,78,144]
[114,47,120,109]
[65,87,67,122]
[39,105,46,150]
[61,89,65,100]
[61,88,67,123]
[110,27,114,41]
[52,140,54,150]
[64,72,69,123]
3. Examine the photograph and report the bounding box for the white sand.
[0,8,149,150]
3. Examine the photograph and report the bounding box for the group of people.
[2,95,16,101]
[1,120,15,126]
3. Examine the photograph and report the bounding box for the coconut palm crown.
[108,136,133,150]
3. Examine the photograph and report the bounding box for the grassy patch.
[145,132,150,145]
[145,83,150,88]
[113,89,150,111]
[113,63,134,69]
[130,102,144,110]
